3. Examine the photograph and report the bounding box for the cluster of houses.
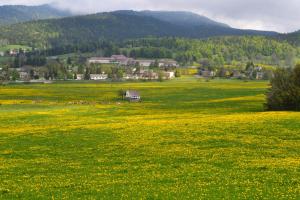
[76,70,175,81]
[1,52,273,82]
[0,54,178,82]
[79,55,178,81]
[88,55,179,68]
[198,66,269,80]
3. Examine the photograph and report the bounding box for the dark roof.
[111,55,128,60]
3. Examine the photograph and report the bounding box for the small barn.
[125,90,141,102]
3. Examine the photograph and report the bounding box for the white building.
[135,59,155,67]
[256,72,264,80]
[158,59,179,67]
[90,74,108,80]
[19,72,30,80]
[125,90,141,102]
[76,74,84,80]
[111,55,133,65]
[164,71,175,79]
[124,74,140,80]
[9,49,18,56]
[0,51,4,57]
[88,57,115,64]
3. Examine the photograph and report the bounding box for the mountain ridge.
[0,9,279,49]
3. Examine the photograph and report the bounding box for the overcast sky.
[0,0,299,33]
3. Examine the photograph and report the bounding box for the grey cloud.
[0,0,299,32]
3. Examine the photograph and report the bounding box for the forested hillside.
[280,30,300,46]
[126,10,230,27]
[0,4,71,26]
[120,37,299,66]
[37,36,299,68]
[0,11,278,49]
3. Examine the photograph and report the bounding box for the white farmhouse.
[125,90,141,102]
[76,74,84,80]
[164,72,175,79]
[90,74,108,80]
[19,72,30,81]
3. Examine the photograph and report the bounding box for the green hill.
[280,30,300,46]
[0,10,278,49]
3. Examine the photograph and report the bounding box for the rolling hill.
[0,10,278,49]
[0,4,72,26]
[138,10,230,28]
[279,30,300,46]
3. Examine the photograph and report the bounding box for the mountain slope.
[0,4,72,25]
[0,10,278,49]
[139,10,230,28]
[279,30,300,46]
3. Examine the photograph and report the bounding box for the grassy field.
[0,77,299,199]
[0,45,31,52]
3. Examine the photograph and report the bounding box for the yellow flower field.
[0,78,299,199]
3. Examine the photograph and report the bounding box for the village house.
[158,59,179,68]
[139,70,158,80]
[125,90,141,102]
[19,72,30,81]
[88,55,135,66]
[88,57,116,64]
[13,66,32,80]
[0,51,4,57]
[111,54,127,60]
[111,55,135,65]
[135,59,155,67]
[199,69,215,78]
[76,74,84,80]
[164,71,175,79]
[9,49,18,56]
[256,72,264,80]
[90,74,108,80]
[124,74,140,80]
[87,55,179,68]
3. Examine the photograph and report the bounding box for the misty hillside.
[0,10,278,49]
[0,4,72,25]
[138,10,230,28]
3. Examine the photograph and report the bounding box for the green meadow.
[0,45,31,52]
[0,77,299,199]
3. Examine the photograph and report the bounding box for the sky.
[0,0,299,33]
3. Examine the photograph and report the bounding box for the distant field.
[0,77,299,199]
[0,45,31,52]
[0,56,13,65]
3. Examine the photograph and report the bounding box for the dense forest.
[6,36,299,69]
[279,31,300,46]
[120,37,299,67]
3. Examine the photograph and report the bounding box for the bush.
[175,70,181,78]
[265,64,300,111]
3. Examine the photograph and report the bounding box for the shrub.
[175,70,181,78]
[265,64,300,111]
